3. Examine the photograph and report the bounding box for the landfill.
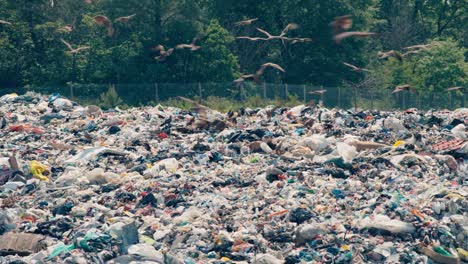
[0,92,466,264]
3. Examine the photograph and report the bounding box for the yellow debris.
[457,248,468,261]
[30,160,49,181]
[393,140,405,147]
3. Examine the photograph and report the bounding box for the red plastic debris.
[432,139,466,152]
[158,132,168,139]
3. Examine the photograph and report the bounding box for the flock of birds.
[0,11,464,95]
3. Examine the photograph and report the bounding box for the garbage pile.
[0,92,466,264]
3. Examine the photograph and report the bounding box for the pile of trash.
[0,92,466,264]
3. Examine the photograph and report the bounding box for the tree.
[190,20,239,82]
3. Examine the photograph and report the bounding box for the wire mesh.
[0,83,465,110]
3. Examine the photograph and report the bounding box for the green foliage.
[191,20,239,82]
[0,0,465,110]
[99,84,123,109]
[381,39,467,94]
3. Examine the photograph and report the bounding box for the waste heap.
[0,92,466,264]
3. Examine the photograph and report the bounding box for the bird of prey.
[0,20,12,25]
[234,18,259,26]
[152,45,174,62]
[61,39,90,54]
[330,15,353,34]
[393,85,418,94]
[235,63,286,85]
[115,14,136,23]
[445,86,463,92]
[175,37,201,51]
[334,31,375,44]
[343,62,373,72]
[309,89,328,95]
[378,50,403,61]
[94,15,115,37]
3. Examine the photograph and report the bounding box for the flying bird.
[0,20,12,25]
[176,37,201,51]
[115,14,136,23]
[152,45,174,62]
[94,15,115,37]
[393,85,418,94]
[378,50,403,61]
[61,39,90,54]
[334,31,375,44]
[330,15,353,34]
[445,86,463,92]
[234,18,259,26]
[343,62,373,72]
[235,63,286,84]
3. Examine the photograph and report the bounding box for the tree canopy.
[0,0,466,96]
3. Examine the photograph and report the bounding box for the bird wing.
[280,23,299,37]
[234,18,258,26]
[75,46,91,52]
[256,28,273,38]
[352,31,376,37]
[60,39,74,51]
[446,86,462,91]
[403,44,430,50]
[236,36,267,41]
[166,48,174,56]
[94,15,111,26]
[152,45,165,52]
[115,15,135,22]
[262,63,286,72]
[177,97,210,113]
[392,88,402,93]
[241,74,255,80]
[175,44,191,49]
[343,62,359,70]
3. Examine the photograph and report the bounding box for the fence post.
[198,82,202,102]
[303,85,306,104]
[338,87,341,108]
[69,83,74,99]
[263,82,267,99]
[154,82,159,103]
[402,92,406,110]
[284,83,289,99]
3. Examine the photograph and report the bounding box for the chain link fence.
[1,83,465,110]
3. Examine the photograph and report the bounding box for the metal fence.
[0,83,465,110]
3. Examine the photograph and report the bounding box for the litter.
[0,93,466,263]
